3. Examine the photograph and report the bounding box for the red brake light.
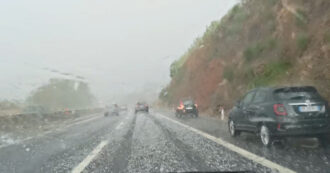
[177,102,184,110]
[273,104,287,116]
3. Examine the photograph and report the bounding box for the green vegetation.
[26,78,95,110]
[324,30,330,44]
[223,66,234,82]
[244,43,265,62]
[295,9,308,28]
[296,33,310,51]
[267,0,278,6]
[203,21,221,41]
[248,61,292,88]
[244,37,277,62]
[223,4,248,36]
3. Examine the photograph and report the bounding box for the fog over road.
[0,109,329,173]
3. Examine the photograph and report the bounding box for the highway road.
[0,109,328,173]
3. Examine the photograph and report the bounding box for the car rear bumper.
[135,109,148,112]
[272,124,330,137]
[184,109,197,113]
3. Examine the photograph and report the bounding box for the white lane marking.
[115,122,124,130]
[71,140,108,173]
[156,113,296,173]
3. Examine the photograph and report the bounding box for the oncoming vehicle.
[135,102,149,114]
[104,104,120,117]
[175,99,199,118]
[228,86,330,147]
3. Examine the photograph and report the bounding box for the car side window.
[241,91,255,106]
[253,90,267,103]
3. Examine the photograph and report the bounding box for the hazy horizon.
[0,0,237,103]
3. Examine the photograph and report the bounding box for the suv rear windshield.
[274,87,321,100]
[183,100,194,105]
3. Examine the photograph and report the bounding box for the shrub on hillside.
[223,66,234,82]
[324,30,330,44]
[296,33,310,51]
[295,9,308,28]
[248,61,292,88]
[244,37,277,62]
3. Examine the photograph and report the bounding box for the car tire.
[318,135,329,148]
[228,120,240,137]
[260,125,272,147]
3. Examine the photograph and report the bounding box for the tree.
[26,78,95,110]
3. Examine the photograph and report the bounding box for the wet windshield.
[183,100,194,105]
[1,0,330,173]
[274,88,322,100]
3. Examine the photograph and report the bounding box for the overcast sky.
[0,0,237,102]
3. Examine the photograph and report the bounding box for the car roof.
[249,86,316,93]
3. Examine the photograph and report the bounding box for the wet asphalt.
[0,109,328,173]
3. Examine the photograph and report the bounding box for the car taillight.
[177,104,184,110]
[273,104,287,116]
[194,104,198,108]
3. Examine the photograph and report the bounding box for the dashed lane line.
[71,140,109,173]
[115,122,124,130]
[72,118,129,172]
[156,113,296,173]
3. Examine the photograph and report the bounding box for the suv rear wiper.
[289,95,306,100]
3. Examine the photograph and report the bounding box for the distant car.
[120,105,128,112]
[228,86,330,147]
[175,99,198,118]
[135,102,149,114]
[104,104,120,117]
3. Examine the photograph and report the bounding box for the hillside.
[160,0,330,114]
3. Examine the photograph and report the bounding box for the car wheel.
[195,113,198,118]
[190,113,194,118]
[228,120,240,137]
[318,135,329,148]
[260,125,272,147]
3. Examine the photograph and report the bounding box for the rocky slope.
[160,0,330,114]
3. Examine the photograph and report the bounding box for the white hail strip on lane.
[115,122,124,130]
[71,140,108,173]
[156,113,296,173]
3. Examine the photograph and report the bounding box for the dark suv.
[228,86,330,147]
[135,102,149,114]
[175,99,199,118]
